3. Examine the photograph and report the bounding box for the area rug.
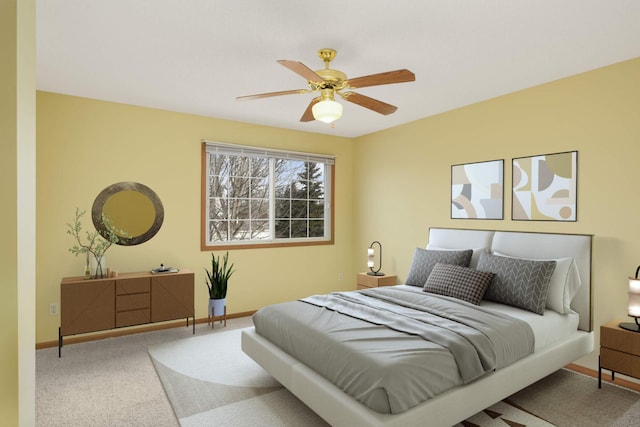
[148,328,555,427]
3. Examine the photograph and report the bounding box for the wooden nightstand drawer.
[356,273,396,289]
[600,347,640,378]
[601,322,640,357]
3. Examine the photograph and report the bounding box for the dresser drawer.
[116,277,150,295]
[116,309,150,327]
[116,293,150,311]
[600,347,640,377]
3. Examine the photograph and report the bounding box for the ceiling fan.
[236,48,415,124]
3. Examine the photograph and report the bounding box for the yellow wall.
[0,2,20,422]
[35,92,355,344]
[1,0,36,424]
[352,57,640,370]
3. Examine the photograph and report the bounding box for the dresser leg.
[58,327,62,358]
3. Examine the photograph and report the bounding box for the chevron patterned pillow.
[405,248,473,286]
[423,263,494,305]
[477,252,557,314]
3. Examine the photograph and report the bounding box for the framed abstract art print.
[512,151,577,221]
[451,159,504,220]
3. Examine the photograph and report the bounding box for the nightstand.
[599,319,640,388]
[356,273,397,290]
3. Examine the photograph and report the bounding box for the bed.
[241,228,594,426]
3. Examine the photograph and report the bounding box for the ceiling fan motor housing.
[314,69,347,89]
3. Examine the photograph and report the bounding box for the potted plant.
[205,251,235,319]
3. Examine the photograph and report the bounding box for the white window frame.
[201,141,335,250]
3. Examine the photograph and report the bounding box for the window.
[201,141,335,249]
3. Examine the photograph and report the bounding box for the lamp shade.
[367,248,375,268]
[312,99,343,123]
[621,266,640,332]
[629,277,640,317]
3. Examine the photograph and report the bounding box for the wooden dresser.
[599,319,640,387]
[59,269,194,356]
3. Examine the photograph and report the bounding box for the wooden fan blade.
[300,98,319,122]
[346,69,415,89]
[277,60,324,82]
[341,92,398,115]
[236,89,307,101]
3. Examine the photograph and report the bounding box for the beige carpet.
[36,318,254,426]
[148,328,557,426]
[507,368,640,426]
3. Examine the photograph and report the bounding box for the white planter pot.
[209,298,226,317]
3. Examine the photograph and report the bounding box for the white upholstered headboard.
[428,228,593,332]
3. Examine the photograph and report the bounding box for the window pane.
[228,177,249,198]
[308,201,324,219]
[208,176,219,198]
[208,198,226,220]
[251,220,268,239]
[250,157,269,176]
[275,199,290,218]
[230,219,251,240]
[250,178,269,199]
[251,199,269,220]
[234,199,250,219]
[290,220,307,238]
[209,220,229,242]
[275,219,290,239]
[290,199,307,219]
[309,220,324,237]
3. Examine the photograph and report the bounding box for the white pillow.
[493,251,581,314]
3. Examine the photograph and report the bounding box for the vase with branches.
[67,208,125,279]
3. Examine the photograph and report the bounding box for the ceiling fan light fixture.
[312,99,343,123]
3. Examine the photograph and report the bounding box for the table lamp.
[620,266,640,332]
[367,241,384,276]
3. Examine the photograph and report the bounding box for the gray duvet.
[252,286,534,414]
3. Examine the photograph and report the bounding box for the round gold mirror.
[92,182,164,246]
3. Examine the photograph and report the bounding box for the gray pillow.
[477,252,556,314]
[423,263,494,305]
[405,248,473,286]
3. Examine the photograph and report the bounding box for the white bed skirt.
[242,327,593,427]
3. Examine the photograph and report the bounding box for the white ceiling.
[36,1,640,138]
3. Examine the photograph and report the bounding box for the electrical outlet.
[49,303,58,315]
[338,272,343,281]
